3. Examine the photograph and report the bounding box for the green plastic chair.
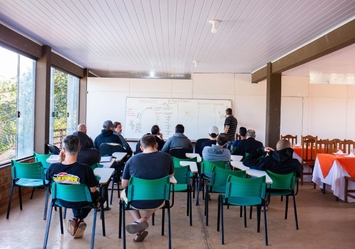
[266,170,299,230]
[90,163,104,170]
[217,175,268,245]
[34,152,51,170]
[119,176,172,249]
[6,160,49,220]
[204,166,246,226]
[43,182,105,249]
[196,159,229,205]
[171,166,193,226]
[172,156,198,198]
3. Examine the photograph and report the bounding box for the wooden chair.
[316,139,335,154]
[341,139,355,154]
[329,138,343,152]
[300,135,318,186]
[344,176,355,203]
[281,134,298,146]
[235,134,241,141]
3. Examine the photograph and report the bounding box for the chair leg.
[189,187,192,226]
[89,208,97,249]
[19,186,23,210]
[167,206,172,249]
[43,186,50,220]
[118,201,122,239]
[161,208,165,236]
[196,175,203,206]
[256,205,261,232]
[59,207,64,234]
[285,195,289,220]
[100,200,106,236]
[263,202,268,246]
[6,183,15,219]
[217,195,221,232]
[30,188,35,199]
[43,203,54,249]
[220,196,225,245]
[249,206,253,219]
[122,205,126,249]
[292,194,299,230]
[110,176,115,205]
[345,178,349,203]
[205,188,209,226]
[243,206,247,227]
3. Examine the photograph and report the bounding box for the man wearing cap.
[201,126,219,149]
[202,133,231,162]
[94,120,123,149]
[232,129,263,160]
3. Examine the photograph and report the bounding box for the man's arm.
[161,138,171,152]
[121,179,128,189]
[224,125,230,134]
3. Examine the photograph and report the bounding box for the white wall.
[86,74,355,147]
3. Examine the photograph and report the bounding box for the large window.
[0,47,35,163]
[49,68,79,147]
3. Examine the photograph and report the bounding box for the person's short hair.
[209,126,219,138]
[276,139,291,150]
[113,121,121,128]
[62,135,80,155]
[151,125,160,135]
[140,134,157,149]
[239,127,247,136]
[217,133,229,146]
[225,108,232,115]
[103,120,114,129]
[247,129,256,138]
[175,124,184,133]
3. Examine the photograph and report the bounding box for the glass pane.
[0,48,17,163]
[66,75,79,135]
[16,55,35,159]
[49,68,68,147]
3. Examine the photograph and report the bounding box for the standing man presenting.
[223,108,238,147]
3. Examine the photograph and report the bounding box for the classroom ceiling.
[0,0,355,79]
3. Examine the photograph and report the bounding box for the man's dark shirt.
[224,115,238,142]
[232,137,263,158]
[243,147,303,177]
[94,129,123,149]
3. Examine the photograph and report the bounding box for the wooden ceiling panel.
[0,0,354,78]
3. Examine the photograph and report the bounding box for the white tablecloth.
[312,157,355,202]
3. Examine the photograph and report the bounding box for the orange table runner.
[292,146,302,157]
[334,157,355,177]
[317,153,355,178]
[317,154,338,178]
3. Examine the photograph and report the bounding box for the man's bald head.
[77,123,87,133]
[276,139,291,150]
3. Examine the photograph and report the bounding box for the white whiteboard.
[125,97,231,140]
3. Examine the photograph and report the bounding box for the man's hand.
[264,147,274,153]
[58,150,65,162]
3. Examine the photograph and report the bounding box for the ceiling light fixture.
[193,61,198,67]
[209,19,221,34]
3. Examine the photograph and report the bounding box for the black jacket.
[94,129,123,149]
[232,137,264,158]
[243,147,303,177]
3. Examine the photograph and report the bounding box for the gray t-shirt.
[202,144,231,162]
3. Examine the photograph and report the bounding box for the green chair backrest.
[127,176,170,202]
[209,166,246,192]
[225,175,266,206]
[11,160,45,180]
[172,156,196,168]
[266,170,296,190]
[34,152,51,169]
[201,160,229,175]
[90,163,104,170]
[51,182,92,203]
[173,166,190,185]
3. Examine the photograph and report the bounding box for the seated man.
[161,124,193,153]
[94,120,123,149]
[121,134,174,242]
[202,133,231,162]
[113,121,133,157]
[201,126,219,149]
[232,129,263,159]
[242,139,303,177]
[135,125,165,154]
[231,126,247,153]
[73,123,100,166]
[46,135,100,239]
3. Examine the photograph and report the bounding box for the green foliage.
[53,70,68,130]
[0,77,17,153]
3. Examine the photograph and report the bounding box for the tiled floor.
[1,183,355,249]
